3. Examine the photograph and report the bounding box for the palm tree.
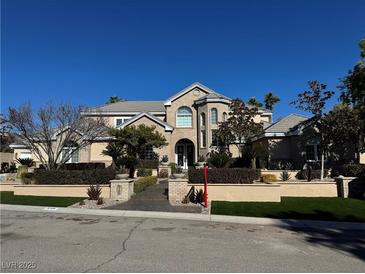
[106,96,126,104]
[247,97,263,108]
[264,92,280,111]
[102,142,124,169]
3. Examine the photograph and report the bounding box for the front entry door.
[186,144,194,167]
[176,144,194,169]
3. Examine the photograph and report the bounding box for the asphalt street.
[1,210,364,272]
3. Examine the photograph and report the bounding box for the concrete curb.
[1,204,364,231]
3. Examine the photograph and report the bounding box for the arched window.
[210,108,218,125]
[222,112,227,122]
[200,113,206,127]
[176,106,193,127]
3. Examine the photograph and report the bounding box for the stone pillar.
[110,179,134,201]
[168,178,188,204]
[335,176,357,198]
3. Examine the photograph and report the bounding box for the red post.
[203,163,208,208]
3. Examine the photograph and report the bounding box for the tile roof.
[197,92,230,100]
[88,101,165,113]
[264,114,308,133]
[262,121,272,129]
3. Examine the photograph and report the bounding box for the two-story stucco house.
[11,82,272,169]
[83,82,273,169]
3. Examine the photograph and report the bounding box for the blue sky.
[1,0,364,120]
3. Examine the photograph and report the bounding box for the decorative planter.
[160,162,169,167]
[116,174,129,180]
[196,162,204,166]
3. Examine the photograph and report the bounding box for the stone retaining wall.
[0,183,18,192]
[190,183,281,202]
[278,182,337,197]
[168,178,339,203]
[168,179,281,203]
[8,180,135,201]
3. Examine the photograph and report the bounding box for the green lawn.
[211,197,365,222]
[0,191,84,207]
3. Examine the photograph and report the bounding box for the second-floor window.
[211,108,218,125]
[116,117,131,127]
[200,113,206,127]
[176,106,192,127]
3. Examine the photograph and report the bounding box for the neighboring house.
[253,113,365,169]
[252,114,310,169]
[0,152,14,165]
[10,131,94,167]
[10,82,272,169]
[0,132,14,166]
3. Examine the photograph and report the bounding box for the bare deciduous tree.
[0,114,14,152]
[6,102,107,170]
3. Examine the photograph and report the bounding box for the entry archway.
[175,139,195,169]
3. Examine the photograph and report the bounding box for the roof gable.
[288,115,318,135]
[194,91,231,105]
[164,82,230,106]
[251,114,308,142]
[119,112,174,131]
[264,114,308,134]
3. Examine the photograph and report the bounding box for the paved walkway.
[105,180,202,213]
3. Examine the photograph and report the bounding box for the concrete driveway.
[1,210,364,272]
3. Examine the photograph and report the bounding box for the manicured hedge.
[58,162,106,170]
[134,176,157,193]
[137,159,159,169]
[33,168,115,185]
[261,174,277,183]
[331,164,365,178]
[188,168,260,184]
[137,168,152,177]
[296,169,329,180]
